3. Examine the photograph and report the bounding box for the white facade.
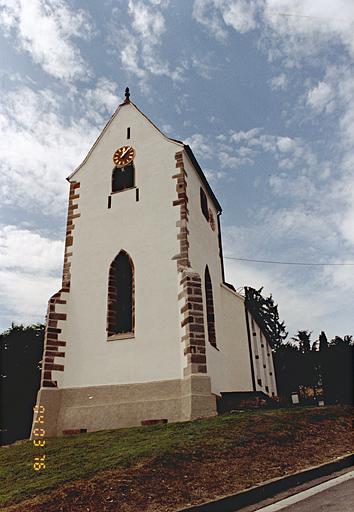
[59,104,183,388]
[32,96,277,437]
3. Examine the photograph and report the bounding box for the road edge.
[177,453,354,512]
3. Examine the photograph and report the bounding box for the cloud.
[0,225,63,328]
[114,0,184,87]
[193,1,354,63]
[191,54,219,80]
[230,128,261,143]
[111,3,224,89]
[307,81,334,112]
[0,270,60,326]
[324,262,354,294]
[184,128,318,175]
[223,257,336,338]
[185,131,255,171]
[119,33,146,80]
[0,80,118,214]
[269,174,317,199]
[223,230,353,339]
[269,73,288,90]
[222,0,260,33]
[0,0,94,82]
[302,65,354,246]
[184,133,214,160]
[228,129,318,171]
[204,168,226,181]
[262,0,354,60]
[192,0,261,40]
[192,0,228,41]
[338,176,354,246]
[276,136,295,152]
[129,0,165,41]
[82,78,120,123]
[267,207,340,246]
[0,225,63,272]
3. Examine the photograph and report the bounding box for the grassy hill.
[0,405,352,512]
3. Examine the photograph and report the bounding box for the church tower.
[32,89,277,437]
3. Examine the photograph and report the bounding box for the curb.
[177,453,354,512]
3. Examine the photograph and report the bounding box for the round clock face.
[113,145,135,168]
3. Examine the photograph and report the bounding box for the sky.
[0,0,353,342]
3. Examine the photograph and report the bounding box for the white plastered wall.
[55,103,185,388]
[182,151,254,396]
[248,313,277,397]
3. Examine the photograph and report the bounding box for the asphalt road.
[252,470,354,512]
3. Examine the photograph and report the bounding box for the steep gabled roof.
[67,100,183,181]
[67,99,222,213]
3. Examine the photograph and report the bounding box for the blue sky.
[0,0,353,342]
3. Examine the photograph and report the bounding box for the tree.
[0,323,44,445]
[292,330,312,353]
[244,287,288,351]
[330,335,353,347]
[318,331,328,352]
[284,330,320,397]
[324,335,353,404]
[273,342,301,400]
[274,327,353,404]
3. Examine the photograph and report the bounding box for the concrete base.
[31,375,216,438]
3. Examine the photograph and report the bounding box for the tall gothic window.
[112,164,135,193]
[107,251,134,336]
[200,187,209,221]
[204,266,217,348]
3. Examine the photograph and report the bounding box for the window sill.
[111,186,137,196]
[107,332,135,342]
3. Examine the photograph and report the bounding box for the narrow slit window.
[204,266,216,348]
[112,164,135,193]
[200,188,209,220]
[127,127,131,139]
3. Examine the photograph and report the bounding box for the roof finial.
[124,87,130,103]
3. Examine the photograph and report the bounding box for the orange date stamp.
[32,405,46,471]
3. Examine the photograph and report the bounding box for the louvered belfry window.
[112,164,135,193]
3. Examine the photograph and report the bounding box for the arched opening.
[204,266,216,348]
[107,251,134,336]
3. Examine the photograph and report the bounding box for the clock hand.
[120,147,130,159]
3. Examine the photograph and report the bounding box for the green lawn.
[0,406,352,510]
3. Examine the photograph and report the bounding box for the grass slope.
[0,406,352,511]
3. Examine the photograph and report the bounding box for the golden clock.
[113,145,135,168]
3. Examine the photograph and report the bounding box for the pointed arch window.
[107,251,135,337]
[200,188,209,221]
[204,266,217,348]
